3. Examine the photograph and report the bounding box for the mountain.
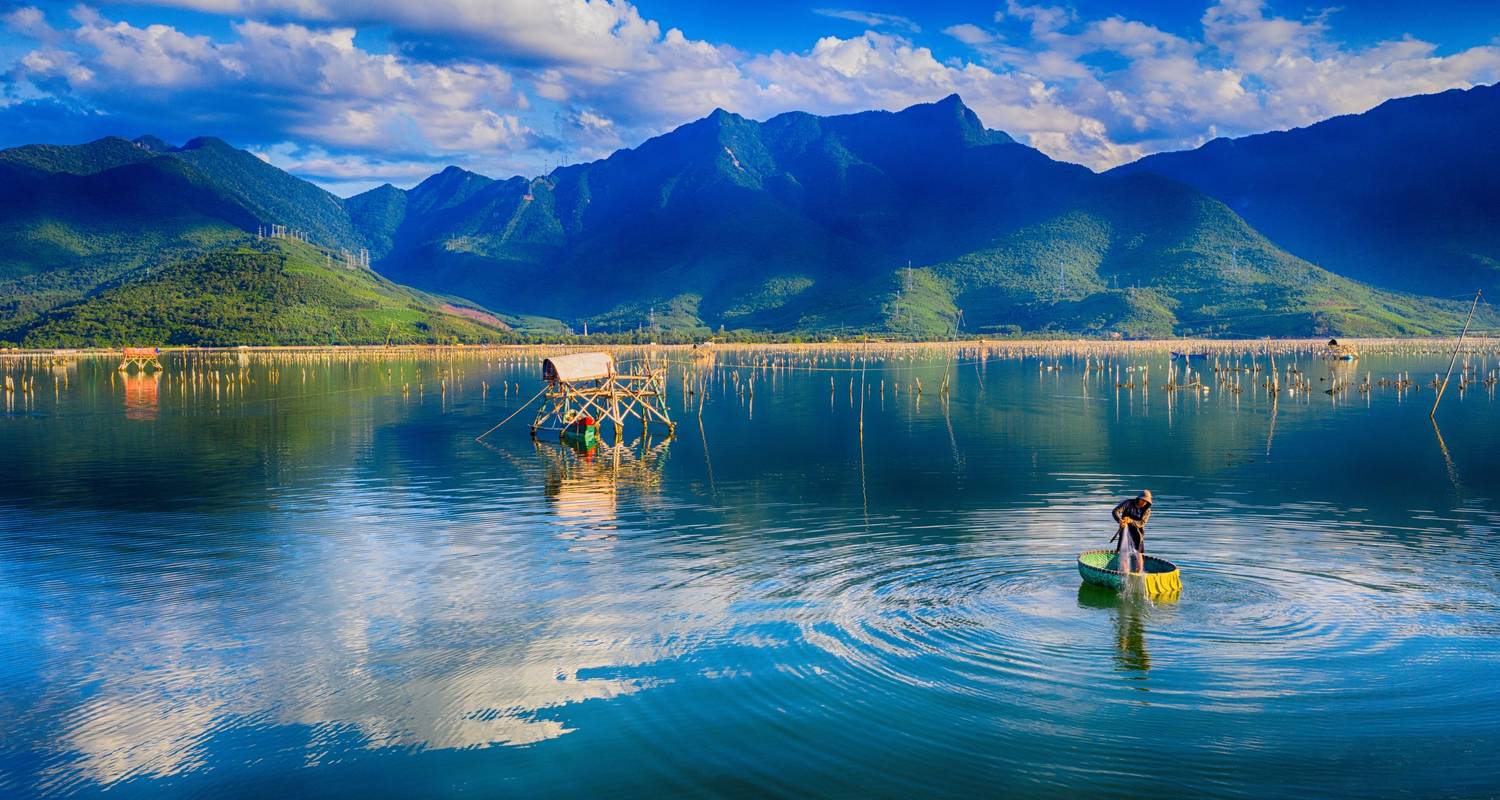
[3,92,1493,342]
[0,135,363,332]
[2,238,514,347]
[166,137,361,249]
[352,94,1477,337]
[1113,82,1500,298]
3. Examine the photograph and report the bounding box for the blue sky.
[3,1,1498,195]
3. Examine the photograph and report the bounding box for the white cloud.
[1196,1,1500,129]
[253,141,456,194]
[957,0,1500,164]
[121,0,667,68]
[813,8,922,34]
[9,0,1500,184]
[3,5,56,40]
[998,1,1075,37]
[10,10,531,156]
[943,24,994,46]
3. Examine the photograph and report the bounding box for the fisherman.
[1111,490,1152,573]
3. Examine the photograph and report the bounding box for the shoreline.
[3,336,1497,361]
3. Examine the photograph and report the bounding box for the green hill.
[0,135,156,176]
[915,174,1479,338]
[2,239,515,347]
[0,136,366,333]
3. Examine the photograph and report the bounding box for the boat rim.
[1077,548,1178,576]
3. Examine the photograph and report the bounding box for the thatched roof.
[543,352,614,383]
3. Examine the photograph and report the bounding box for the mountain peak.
[894,94,1011,146]
[696,107,748,131]
[406,164,494,215]
[428,165,492,183]
[132,135,170,153]
[177,136,234,152]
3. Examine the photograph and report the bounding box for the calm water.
[2,346,1499,798]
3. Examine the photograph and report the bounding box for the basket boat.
[1078,549,1182,595]
[560,420,599,447]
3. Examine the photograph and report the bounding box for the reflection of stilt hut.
[530,352,674,439]
[122,372,161,421]
[535,436,671,525]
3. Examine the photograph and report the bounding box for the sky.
[2,1,1498,196]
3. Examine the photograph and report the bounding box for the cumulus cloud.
[5,0,1500,187]
[7,7,532,159]
[118,0,668,68]
[956,0,1500,162]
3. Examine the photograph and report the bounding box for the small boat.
[1078,549,1182,596]
[1170,351,1208,361]
[560,415,600,447]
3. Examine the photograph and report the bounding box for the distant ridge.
[1114,82,1500,297]
[3,88,1497,344]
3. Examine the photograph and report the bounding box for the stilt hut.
[1325,338,1359,361]
[530,352,674,439]
[119,347,162,372]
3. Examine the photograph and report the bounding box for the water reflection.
[3,347,1500,798]
[121,373,160,421]
[1077,583,1159,676]
[531,436,670,530]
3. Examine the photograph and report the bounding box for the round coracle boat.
[1078,549,1182,595]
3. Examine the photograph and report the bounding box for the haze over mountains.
[2,84,1496,345]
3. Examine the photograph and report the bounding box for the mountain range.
[3,85,1497,346]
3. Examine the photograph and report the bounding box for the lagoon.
[2,343,1499,798]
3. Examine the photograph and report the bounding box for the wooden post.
[1432,290,1481,419]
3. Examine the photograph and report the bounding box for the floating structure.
[530,352,674,439]
[1078,550,1182,596]
[119,347,162,372]
[1325,338,1359,361]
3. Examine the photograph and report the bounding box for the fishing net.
[1118,525,1142,575]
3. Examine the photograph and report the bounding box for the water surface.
[2,346,1499,798]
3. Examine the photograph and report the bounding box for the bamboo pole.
[1432,290,1481,419]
